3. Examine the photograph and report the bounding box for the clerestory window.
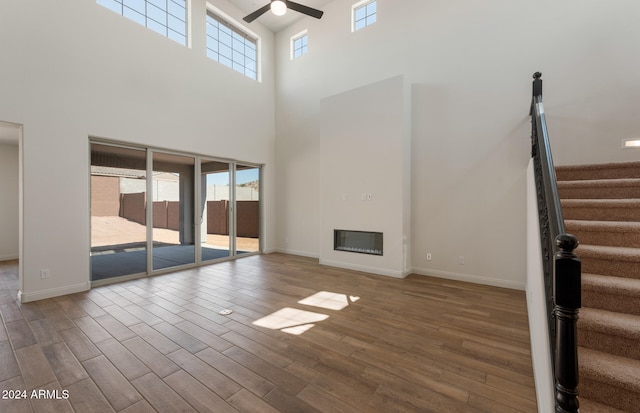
[97,0,188,45]
[352,0,377,32]
[206,10,258,81]
[291,31,308,59]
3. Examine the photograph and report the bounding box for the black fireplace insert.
[334,229,383,256]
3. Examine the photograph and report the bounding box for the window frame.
[206,5,261,82]
[290,30,309,60]
[96,0,189,46]
[351,0,377,32]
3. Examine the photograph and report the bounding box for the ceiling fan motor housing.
[243,0,324,23]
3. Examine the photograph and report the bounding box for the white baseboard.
[18,282,91,303]
[411,266,525,290]
[274,248,320,259]
[319,258,409,279]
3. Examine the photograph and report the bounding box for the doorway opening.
[0,120,22,301]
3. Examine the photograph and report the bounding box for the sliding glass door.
[201,159,231,262]
[90,142,262,283]
[90,143,148,280]
[235,164,260,255]
[151,151,196,271]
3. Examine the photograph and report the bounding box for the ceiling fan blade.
[243,3,271,23]
[285,1,324,19]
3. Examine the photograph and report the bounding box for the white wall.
[275,0,640,289]
[0,143,19,261]
[319,75,411,277]
[541,4,640,166]
[0,0,276,301]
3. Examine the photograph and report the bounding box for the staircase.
[556,161,640,413]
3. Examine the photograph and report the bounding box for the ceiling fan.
[243,0,324,23]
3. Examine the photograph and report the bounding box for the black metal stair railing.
[529,72,582,413]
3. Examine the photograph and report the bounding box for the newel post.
[533,72,543,97]
[554,234,581,413]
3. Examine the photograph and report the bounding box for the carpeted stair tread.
[556,161,640,181]
[578,245,640,279]
[579,346,640,411]
[561,199,640,222]
[580,306,640,343]
[557,178,640,199]
[583,272,640,295]
[562,198,640,208]
[583,273,640,316]
[565,220,640,248]
[579,398,628,413]
[566,220,640,232]
[558,177,640,188]
[579,346,640,395]
[578,244,640,262]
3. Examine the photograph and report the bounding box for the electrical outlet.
[426,253,432,261]
[40,269,50,279]
[367,193,373,201]
[458,256,465,265]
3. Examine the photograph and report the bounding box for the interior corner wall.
[275,0,640,289]
[0,143,19,261]
[0,0,276,301]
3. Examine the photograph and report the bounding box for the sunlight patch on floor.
[280,324,316,335]
[298,291,360,311]
[253,291,361,335]
[252,307,329,335]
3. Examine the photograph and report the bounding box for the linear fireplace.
[334,229,383,256]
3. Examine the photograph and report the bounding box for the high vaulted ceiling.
[228,0,332,32]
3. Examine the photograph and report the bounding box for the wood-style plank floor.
[0,254,538,412]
